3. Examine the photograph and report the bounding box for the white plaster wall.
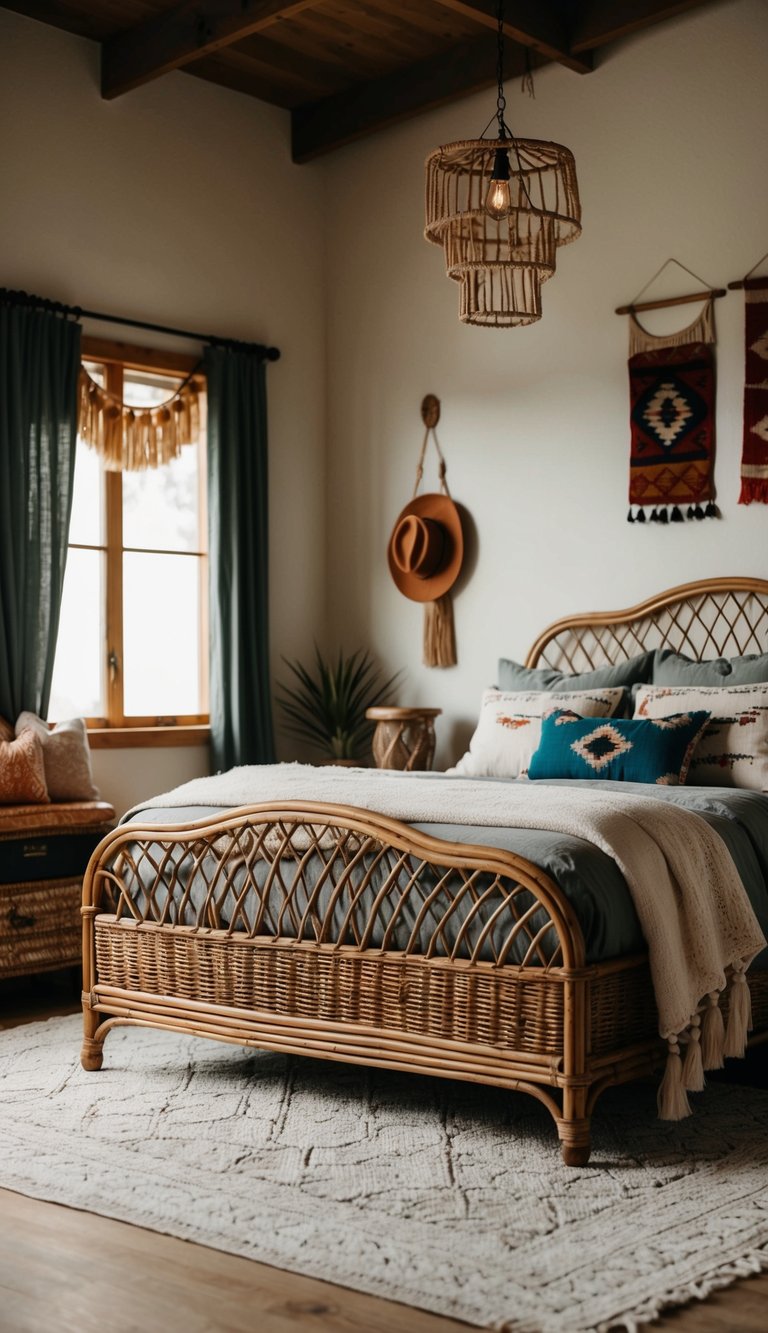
[0,9,327,812]
[323,0,768,767]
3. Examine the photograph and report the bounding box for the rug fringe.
[592,1240,768,1332]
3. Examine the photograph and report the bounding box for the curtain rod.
[0,287,280,362]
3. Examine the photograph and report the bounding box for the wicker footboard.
[81,801,766,1167]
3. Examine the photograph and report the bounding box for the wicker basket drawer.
[0,877,82,979]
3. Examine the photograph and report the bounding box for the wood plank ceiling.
[3,1,723,160]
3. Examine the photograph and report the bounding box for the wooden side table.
[366,707,441,771]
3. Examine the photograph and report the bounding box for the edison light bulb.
[485,146,512,221]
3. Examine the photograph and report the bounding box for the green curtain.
[0,299,81,721]
[205,346,275,770]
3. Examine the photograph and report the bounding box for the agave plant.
[277,647,401,762]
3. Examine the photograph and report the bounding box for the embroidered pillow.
[0,729,50,804]
[498,651,654,696]
[652,648,768,687]
[447,687,626,779]
[15,713,99,801]
[634,684,768,789]
[528,709,711,785]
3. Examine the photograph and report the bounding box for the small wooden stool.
[366,707,441,771]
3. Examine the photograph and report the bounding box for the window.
[49,339,209,745]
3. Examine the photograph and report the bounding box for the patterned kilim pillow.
[528,709,711,785]
[447,687,626,779]
[634,683,768,789]
[0,729,50,804]
[15,713,98,801]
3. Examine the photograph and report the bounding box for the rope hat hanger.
[387,396,465,667]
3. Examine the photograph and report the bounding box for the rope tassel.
[423,594,457,668]
[658,1038,692,1120]
[724,963,753,1059]
[682,1014,705,1092]
[701,992,725,1069]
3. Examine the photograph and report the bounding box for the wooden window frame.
[77,336,210,750]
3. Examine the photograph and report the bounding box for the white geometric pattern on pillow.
[15,712,98,801]
[447,687,626,779]
[634,683,768,790]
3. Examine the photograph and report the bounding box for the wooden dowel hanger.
[615,257,724,316]
[727,250,768,291]
[615,288,726,315]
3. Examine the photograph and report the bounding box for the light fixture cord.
[495,0,507,141]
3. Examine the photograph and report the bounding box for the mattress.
[119,779,768,968]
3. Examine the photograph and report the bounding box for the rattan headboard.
[526,577,768,672]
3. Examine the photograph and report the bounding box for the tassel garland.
[627,503,719,523]
[423,593,457,668]
[78,365,202,471]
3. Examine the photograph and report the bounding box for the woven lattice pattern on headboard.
[526,579,768,672]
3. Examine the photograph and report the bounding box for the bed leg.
[558,1117,591,1167]
[80,999,104,1072]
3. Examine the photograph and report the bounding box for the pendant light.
[424,0,581,328]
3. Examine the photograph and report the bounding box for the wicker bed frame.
[81,577,768,1166]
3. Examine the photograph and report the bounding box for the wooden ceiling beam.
[569,0,717,53]
[432,0,592,74]
[101,0,321,99]
[291,32,542,163]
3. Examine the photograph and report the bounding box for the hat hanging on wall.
[387,395,464,668]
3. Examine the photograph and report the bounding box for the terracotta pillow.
[0,729,50,804]
[0,716,13,743]
[15,713,99,802]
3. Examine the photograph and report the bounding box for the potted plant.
[276,647,401,763]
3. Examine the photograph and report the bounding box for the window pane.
[68,439,104,547]
[122,445,202,553]
[123,552,204,716]
[49,548,105,720]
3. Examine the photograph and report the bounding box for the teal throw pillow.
[528,709,711,785]
[652,648,768,687]
[498,651,655,695]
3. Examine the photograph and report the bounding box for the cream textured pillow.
[634,683,768,790]
[0,729,49,804]
[15,713,99,801]
[448,687,627,779]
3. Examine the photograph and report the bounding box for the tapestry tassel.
[739,477,768,505]
[701,991,725,1070]
[423,593,456,668]
[657,1037,692,1120]
[659,507,669,524]
[724,963,753,1059]
[687,505,695,519]
[627,507,635,523]
[671,505,684,522]
[650,508,659,522]
[636,507,646,523]
[694,505,705,520]
[704,501,719,518]
[681,1014,705,1092]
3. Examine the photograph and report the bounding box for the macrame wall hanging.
[387,396,465,668]
[78,362,203,471]
[617,260,726,523]
[729,252,768,504]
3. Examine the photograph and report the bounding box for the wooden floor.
[1,973,767,1333]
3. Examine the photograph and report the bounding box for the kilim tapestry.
[739,276,768,504]
[627,301,718,523]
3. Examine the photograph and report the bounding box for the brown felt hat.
[387,493,464,603]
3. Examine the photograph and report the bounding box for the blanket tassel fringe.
[659,970,754,1119]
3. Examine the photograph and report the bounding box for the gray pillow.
[652,648,768,687]
[498,650,655,694]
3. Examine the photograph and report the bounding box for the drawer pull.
[9,905,36,930]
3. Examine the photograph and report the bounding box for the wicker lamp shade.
[425,137,581,327]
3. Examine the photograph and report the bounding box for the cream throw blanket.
[130,765,766,1118]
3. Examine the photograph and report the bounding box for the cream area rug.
[1,1018,768,1333]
